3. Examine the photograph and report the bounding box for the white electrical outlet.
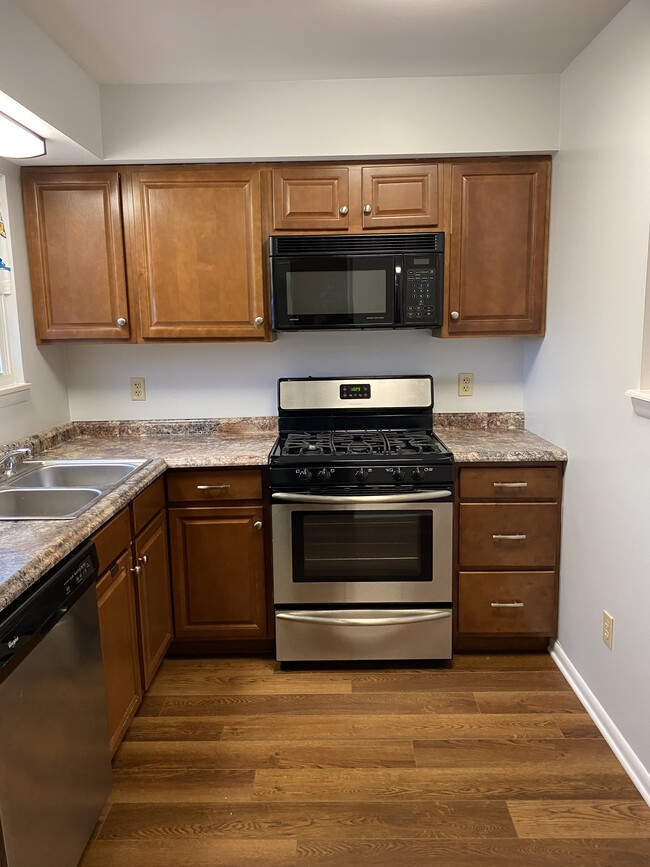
[603,610,614,650]
[458,373,474,397]
[130,377,146,401]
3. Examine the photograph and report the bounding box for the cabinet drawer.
[459,467,561,501]
[458,503,558,569]
[167,468,262,503]
[458,572,556,635]
[132,475,165,534]
[94,507,131,575]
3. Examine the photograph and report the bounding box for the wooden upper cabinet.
[22,170,130,342]
[361,164,440,229]
[270,163,440,233]
[126,166,267,340]
[447,158,550,336]
[272,166,350,230]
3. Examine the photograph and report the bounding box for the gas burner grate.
[279,429,445,458]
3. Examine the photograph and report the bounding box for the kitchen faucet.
[0,446,32,477]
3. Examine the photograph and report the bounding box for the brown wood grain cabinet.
[22,156,551,341]
[21,169,131,343]
[132,507,173,690]
[95,518,141,756]
[270,163,441,233]
[168,468,269,642]
[445,158,551,337]
[93,478,172,753]
[126,166,268,340]
[455,464,563,651]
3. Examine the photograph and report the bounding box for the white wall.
[524,0,650,772]
[100,75,559,162]
[0,159,70,442]
[66,333,524,420]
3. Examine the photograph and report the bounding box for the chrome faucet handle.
[0,446,33,477]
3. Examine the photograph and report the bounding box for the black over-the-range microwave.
[270,233,444,331]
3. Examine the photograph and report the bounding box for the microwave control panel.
[401,254,441,325]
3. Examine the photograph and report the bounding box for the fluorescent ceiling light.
[0,112,46,159]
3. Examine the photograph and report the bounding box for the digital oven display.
[340,383,371,400]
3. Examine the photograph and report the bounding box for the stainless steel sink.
[0,458,150,520]
[0,487,102,520]
[8,460,146,489]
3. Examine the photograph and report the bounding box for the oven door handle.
[276,609,452,627]
[271,490,452,504]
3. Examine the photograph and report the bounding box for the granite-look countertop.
[0,414,566,616]
[0,420,278,615]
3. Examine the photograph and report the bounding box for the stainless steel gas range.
[268,375,454,662]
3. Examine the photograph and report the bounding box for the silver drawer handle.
[492,534,527,541]
[196,484,231,491]
[491,601,525,608]
[277,610,452,627]
[493,482,528,488]
[138,555,148,566]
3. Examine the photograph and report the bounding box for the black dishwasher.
[0,540,112,867]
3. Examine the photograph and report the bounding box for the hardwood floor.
[80,654,650,866]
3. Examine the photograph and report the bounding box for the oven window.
[291,510,433,582]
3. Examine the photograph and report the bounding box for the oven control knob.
[296,468,313,481]
[317,468,333,482]
[391,468,404,482]
[354,468,369,483]
[411,469,422,482]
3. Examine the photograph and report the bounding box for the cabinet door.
[170,505,267,640]
[22,170,130,342]
[272,166,350,230]
[133,510,173,690]
[96,550,141,755]
[127,167,267,339]
[361,164,440,229]
[447,159,550,335]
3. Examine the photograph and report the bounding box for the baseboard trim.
[551,641,650,807]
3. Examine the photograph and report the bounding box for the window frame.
[0,173,28,403]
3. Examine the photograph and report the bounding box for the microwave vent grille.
[270,233,444,256]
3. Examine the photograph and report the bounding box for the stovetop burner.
[279,429,446,459]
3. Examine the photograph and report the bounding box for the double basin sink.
[0,460,150,520]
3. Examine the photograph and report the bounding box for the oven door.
[271,255,398,329]
[271,494,453,605]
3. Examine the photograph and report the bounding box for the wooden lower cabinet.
[169,504,268,640]
[96,548,141,755]
[167,467,271,645]
[455,463,563,651]
[133,509,173,690]
[93,480,173,754]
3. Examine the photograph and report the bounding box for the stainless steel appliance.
[0,540,112,867]
[269,375,454,661]
[270,233,444,330]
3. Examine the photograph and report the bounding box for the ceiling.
[14,0,629,86]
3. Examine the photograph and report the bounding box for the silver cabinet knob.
[339,205,349,215]
[363,204,372,214]
[116,317,127,327]
[138,555,148,566]
[131,565,141,576]
[253,521,262,530]
[450,311,460,321]
[254,316,264,327]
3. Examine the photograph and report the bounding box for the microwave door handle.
[271,491,452,504]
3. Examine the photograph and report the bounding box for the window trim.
[0,173,29,400]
